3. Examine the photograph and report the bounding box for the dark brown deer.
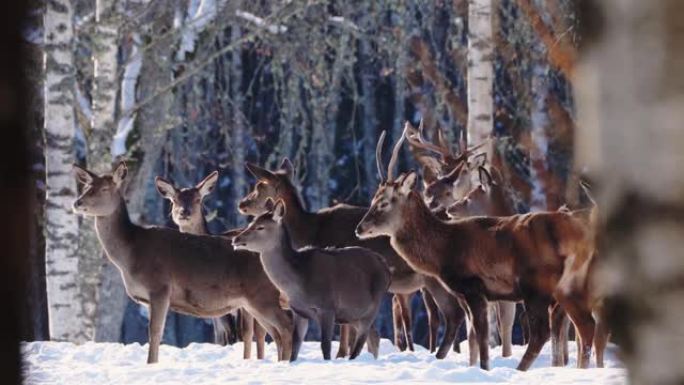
[72,162,293,363]
[238,157,466,359]
[233,200,390,360]
[407,122,517,364]
[356,127,597,370]
[154,172,267,360]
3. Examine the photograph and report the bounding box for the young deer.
[72,162,293,363]
[154,171,267,360]
[356,128,597,371]
[233,200,390,360]
[239,158,466,359]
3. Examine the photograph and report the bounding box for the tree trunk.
[86,0,122,343]
[230,24,247,226]
[575,1,684,384]
[466,0,494,153]
[43,0,90,342]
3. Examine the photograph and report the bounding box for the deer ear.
[264,197,275,212]
[155,176,177,200]
[197,171,219,198]
[246,163,275,182]
[73,164,96,185]
[399,171,418,194]
[279,158,295,180]
[272,199,286,222]
[422,165,438,185]
[112,161,128,186]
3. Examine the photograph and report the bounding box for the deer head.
[446,166,512,218]
[233,198,285,253]
[356,123,419,239]
[155,171,219,232]
[72,162,128,216]
[238,158,296,216]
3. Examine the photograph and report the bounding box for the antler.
[376,130,387,182]
[406,119,452,160]
[387,123,408,182]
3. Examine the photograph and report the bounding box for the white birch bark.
[44,0,89,343]
[230,24,247,226]
[466,0,494,155]
[575,1,684,384]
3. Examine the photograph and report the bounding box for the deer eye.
[256,226,265,231]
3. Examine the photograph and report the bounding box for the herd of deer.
[71,121,609,372]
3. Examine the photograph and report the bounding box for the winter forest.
[4,0,684,384]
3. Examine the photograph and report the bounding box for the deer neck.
[391,193,451,275]
[94,196,137,270]
[278,189,317,249]
[258,224,304,295]
[178,215,208,235]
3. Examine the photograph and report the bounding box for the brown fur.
[233,201,390,360]
[357,174,596,370]
[155,173,268,360]
[239,161,466,359]
[73,163,293,364]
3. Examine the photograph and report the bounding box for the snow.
[236,10,288,34]
[22,339,626,385]
[177,0,225,61]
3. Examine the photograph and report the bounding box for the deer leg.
[466,294,490,370]
[517,297,552,371]
[557,298,595,369]
[549,303,566,366]
[291,313,309,362]
[241,310,255,359]
[246,301,293,361]
[366,326,380,358]
[594,306,610,368]
[466,311,479,366]
[319,311,335,360]
[519,305,530,345]
[498,301,515,358]
[147,289,170,364]
[421,288,440,353]
[396,293,415,351]
[349,320,371,359]
[212,317,228,346]
[254,319,267,360]
[425,283,467,359]
[391,295,406,351]
[336,324,350,358]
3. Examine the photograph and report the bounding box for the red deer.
[356,127,597,370]
[72,162,293,363]
[407,123,517,364]
[238,158,466,359]
[154,172,267,360]
[233,200,390,360]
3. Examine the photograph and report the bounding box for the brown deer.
[154,171,267,360]
[407,123,517,364]
[233,200,390,360]
[72,162,293,363]
[356,127,597,370]
[238,158,466,359]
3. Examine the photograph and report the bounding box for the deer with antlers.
[406,122,517,364]
[154,171,269,360]
[238,159,467,360]
[72,162,293,363]
[356,126,597,370]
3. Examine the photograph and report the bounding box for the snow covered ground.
[22,339,626,384]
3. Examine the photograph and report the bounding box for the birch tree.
[44,0,89,342]
[466,0,494,152]
[85,0,122,342]
[575,0,684,383]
